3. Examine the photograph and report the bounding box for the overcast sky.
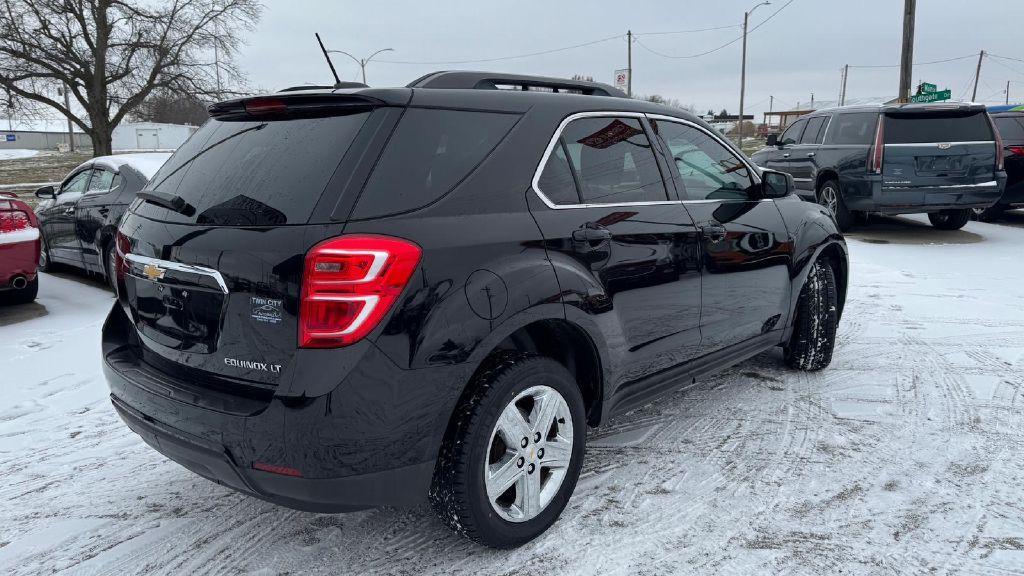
[238,0,1024,117]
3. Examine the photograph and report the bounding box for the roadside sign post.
[910,81,951,103]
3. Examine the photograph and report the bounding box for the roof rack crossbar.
[407,71,627,98]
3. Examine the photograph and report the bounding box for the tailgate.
[882,109,998,188]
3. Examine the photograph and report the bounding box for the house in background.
[112,122,196,151]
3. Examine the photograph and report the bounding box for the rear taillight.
[1008,146,1024,157]
[115,231,131,282]
[244,97,287,115]
[868,116,885,174]
[994,124,1005,171]
[299,235,421,348]
[0,208,32,233]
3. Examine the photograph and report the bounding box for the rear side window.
[87,169,115,192]
[537,142,580,204]
[353,108,519,219]
[541,117,666,205]
[993,116,1024,140]
[800,117,827,144]
[824,113,879,145]
[884,111,993,144]
[137,112,371,225]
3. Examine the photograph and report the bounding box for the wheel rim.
[485,385,574,523]
[39,245,48,269]
[819,186,838,214]
[971,207,985,216]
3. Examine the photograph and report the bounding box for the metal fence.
[0,130,90,151]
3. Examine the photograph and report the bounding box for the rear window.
[884,111,993,144]
[136,112,371,225]
[824,113,878,145]
[351,108,519,219]
[993,115,1024,140]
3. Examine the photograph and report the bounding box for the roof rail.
[278,81,369,93]
[407,71,627,98]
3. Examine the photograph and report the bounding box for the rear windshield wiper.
[137,190,196,217]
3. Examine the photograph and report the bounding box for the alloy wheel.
[819,186,839,215]
[485,385,574,523]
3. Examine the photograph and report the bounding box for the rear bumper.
[996,178,1024,207]
[109,394,433,512]
[101,304,460,512]
[0,238,39,289]
[844,174,1006,214]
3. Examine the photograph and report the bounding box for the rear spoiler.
[208,93,384,120]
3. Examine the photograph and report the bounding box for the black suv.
[102,72,848,548]
[981,107,1024,220]
[751,103,1006,231]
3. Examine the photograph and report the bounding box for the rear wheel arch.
[815,169,840,194]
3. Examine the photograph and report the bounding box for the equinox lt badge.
[224,357,282,374]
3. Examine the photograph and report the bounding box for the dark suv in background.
[981,105,1024,220]
[103,71,848,548]
[751,103,1006,230]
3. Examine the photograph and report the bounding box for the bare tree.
[132,91,209,125]
[0,0,260,155]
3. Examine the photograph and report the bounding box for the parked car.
[0,192,41,304]
[102,72,848,548]
[751,103,1006,231]
[978,105,1024,220]
[34,153,171,287]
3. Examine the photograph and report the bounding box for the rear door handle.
[806,152,816,157]
[64,206,74,215]
[782,153,790,158]
[700,223,727,243]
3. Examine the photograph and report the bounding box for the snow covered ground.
[0,149,40,161]
[2,214,1023,575]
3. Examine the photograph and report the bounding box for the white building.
[112,122,196,151]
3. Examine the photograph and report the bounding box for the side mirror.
[766,133,779,147]
[761,169,793,199]
[35,185,56,199]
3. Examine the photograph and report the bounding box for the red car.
[0,192,40,304]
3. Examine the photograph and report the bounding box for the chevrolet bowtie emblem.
[142,263,165,281]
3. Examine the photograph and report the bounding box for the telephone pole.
[971,50,985,102]
[898,0,916,102]
[738,2,770,148]
[1007,80,1011,105]
[840,64,849,106]
[626,30,633,98]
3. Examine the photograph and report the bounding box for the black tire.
[103,243,117,291]
[817,179,853,232]
[38,237,53,272]
[928,209,971,230]
[430,352,587,548]
[784,259,838,371]
[0,277,38,305]
[972,205,1005,222]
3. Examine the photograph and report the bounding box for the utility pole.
[627,30,633,98]
[62,85,74,153]
[768,95,774,133]
[327,47,395,85]
[1007,80,1011,105]
[971,50,985,102]
[840,64,849,106]
[738,2,770,148]
[898,0,916,102]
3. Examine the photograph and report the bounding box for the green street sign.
[911,89,951,103]
[919,82,937,94]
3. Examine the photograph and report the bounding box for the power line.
[848,53,977,69]
[988,55,1024,77]
[634,24,740,36]
[376,33,625,65]
[632,0,796,59]
[989,53,1024,64]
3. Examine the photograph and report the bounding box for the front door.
[529,113,703,385]
[44,169,90,265]
[762,117,808,179]
[649,117,793,354]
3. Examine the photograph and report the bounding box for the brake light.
[868,116,885,174]
[253,462,303,477]
[0,208,32,232]
[115,231,131,282]
[299,235,421,348]
[1008,146,1024,157]
[993,122,1005,171]
[244,97,287,115]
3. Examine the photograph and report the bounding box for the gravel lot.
[1,213,1023,575]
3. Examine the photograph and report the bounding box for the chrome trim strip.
[529,111,762,210]
[882,180,998,190]
[124,253,229,294]
[882,141,994,147]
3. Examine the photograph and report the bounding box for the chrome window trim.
[124,253,229,294]
[530,111,762,209]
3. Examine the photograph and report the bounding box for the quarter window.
[537,141,580,204]
[652,120,754,201]
[538,116,667,205]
